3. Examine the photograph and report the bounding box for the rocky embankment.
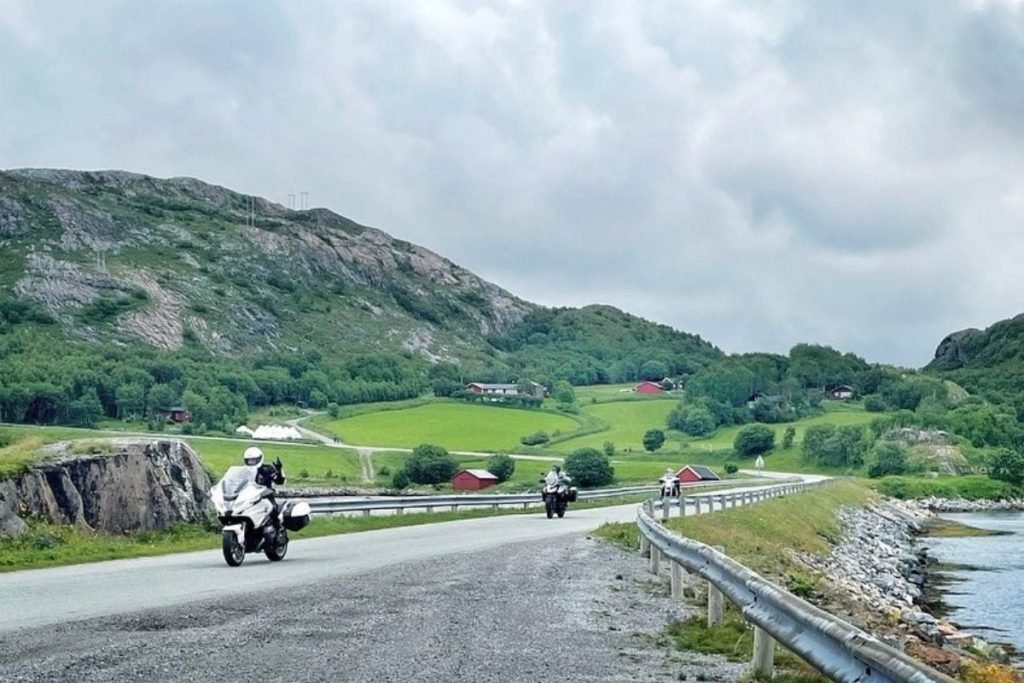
[915,496,1024,512]
[798,500,1012,675]
[0,439,211,537]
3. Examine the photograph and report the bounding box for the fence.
[636,481,955,683]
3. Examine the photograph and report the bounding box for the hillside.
[928,313,1024,399]
[0,168,534,361]
[0,168,721,427]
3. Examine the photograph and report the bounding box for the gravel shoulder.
[0,536,743,683]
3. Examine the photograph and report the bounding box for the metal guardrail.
[637,481,956,683]
[284,480,762,516]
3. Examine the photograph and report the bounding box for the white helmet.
[243,447,264,468]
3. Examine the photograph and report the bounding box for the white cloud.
[2,0,1024,366]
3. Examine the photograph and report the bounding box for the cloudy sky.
[2,0,1023,366]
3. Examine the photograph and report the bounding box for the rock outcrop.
[0,439,212,536]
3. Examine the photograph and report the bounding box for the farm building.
[634,381,664,395]
[451,469,499,491]
[676,465,720,483]
[827,385,856,400]
[466,382,546,398]
[157,406,190,423]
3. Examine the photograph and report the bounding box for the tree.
[552,380,576,405]
[989,448,1024,486]
[603,440,615,456]
[863,394,887,412]
[724,462,739,475]
[802,424,870,468]
[642,428,665,452]
[681,408,716,436]
[564,448,614,487]
[115,382,146,419]
[68,391,104,428]
[638,360,670,381]
[734,425,775,457]
[782,426,796,449]
[391,469,411,489]
[867,442,909,478]
[486,453,516,483]
[405,443,459,485]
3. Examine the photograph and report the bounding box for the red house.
[158,406,191,423]
[634,381,664,395]
[676,465,720,484]
[451,469,499,491]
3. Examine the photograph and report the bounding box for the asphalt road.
[0,535,747,683]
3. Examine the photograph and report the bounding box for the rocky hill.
[928,312,1024,399]
[0,168,532,361]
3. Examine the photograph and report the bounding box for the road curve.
[0,477,815,634]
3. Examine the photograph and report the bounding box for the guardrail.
[283,479,764,516]
[636,481,956,683]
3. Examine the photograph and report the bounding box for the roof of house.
[636,380,663,387]
[467,383,519,390]
[830,385,855,391]
[162,406,187,412]
[457,469,499,480]
[679,465,720,480]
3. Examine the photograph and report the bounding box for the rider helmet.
[243,446,264,468]
[554,465,561,473]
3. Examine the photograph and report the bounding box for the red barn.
[158,406,190,423]
[634,381,664,395]
[676,465,720,484]
[451,469,499,491]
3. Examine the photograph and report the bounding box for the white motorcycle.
[210,465,311,567]
[660,475,681,498]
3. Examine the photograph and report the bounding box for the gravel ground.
[0,536,744,683]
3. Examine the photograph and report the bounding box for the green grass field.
[550,399,678,454]
[312,402,582,452]
[184,439,369,485]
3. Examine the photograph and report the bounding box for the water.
[924,511,1024,649]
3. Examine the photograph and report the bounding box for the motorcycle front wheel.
[265,530,289,561]
[557,502,566,518]
[222,531,245,567]
[545,497,555,519]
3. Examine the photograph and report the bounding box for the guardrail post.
[396,507,404,515]
[707,582,724,626]
[671,561,683,599]
[649,546,660,574]
[362,509,371,518]
[752,626,775,677]
[661,499,670,521]
[522,502,529,510]
[639,535,650,558]
[678,496,686,517]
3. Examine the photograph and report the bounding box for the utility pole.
[300,191,308,210]
[288,193,296,210]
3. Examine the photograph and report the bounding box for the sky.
[2,0,1023,367]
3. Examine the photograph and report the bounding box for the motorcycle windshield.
[218,466,256,498]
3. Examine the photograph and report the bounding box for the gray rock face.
[0,440,212,536]
[0,499,28,537]
[933,328,982,367]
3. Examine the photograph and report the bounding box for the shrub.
[867,442,908,478]
[327,402,341,418]
[802,424,870,468]
[391,469,411,489]
[642,428,665,452]
[378,466,391,477]
[603,440,615,456]
[724,462,738,475]
[863,394,887,412]
[734,425,775,457]
[683,408,716,436]
[405,443,458,485]
[520,431,550,446]
[298,468,310,479]
[781,426,796,449]
[324,469,334,479]
[989,448,1024,486]
[486,453,516,483]
[564,448,614,487]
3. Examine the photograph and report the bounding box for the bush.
[378,466,391,477]
[642,428,665,452]
[734,425,775,457]
[683,408,716,436]
[405,443,458,485]
[724,462,738,475]
[327,402,341,418]
[863,394,887,412]
[781,426,796,449]
[802,424,870,468]
[391,469,411,489]
[603,440,615,456]
[867,442,908,478]
[564,448,614,487]
[520,431,550,446]
[487,453,516,483]
[989,448,1024,486]
[298,468,310,479]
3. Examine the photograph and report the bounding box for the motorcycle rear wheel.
[545,497,555,519]
[265,530,289,561]
[557,503,566,518]
[222,531,245,567]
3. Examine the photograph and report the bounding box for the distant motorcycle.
[539,477,577,519]
[660,475,681,498]
[210,464,311,567]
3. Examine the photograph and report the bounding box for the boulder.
[0,439,212,533]
[0,499,28,538]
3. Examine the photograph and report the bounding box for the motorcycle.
[210,464,311,567]
[660,476,681,499]
[539,477,578,519]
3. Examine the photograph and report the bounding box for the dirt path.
[357,448,375,483]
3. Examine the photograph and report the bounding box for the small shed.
[676,465,720,484]
[827,385,856,400]
[634,381,665,395]
[451,469,499,491]
[159,406,190,423]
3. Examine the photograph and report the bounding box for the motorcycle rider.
[660,467,680,497]
[243,446,285,528]
[544,464,571,488]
